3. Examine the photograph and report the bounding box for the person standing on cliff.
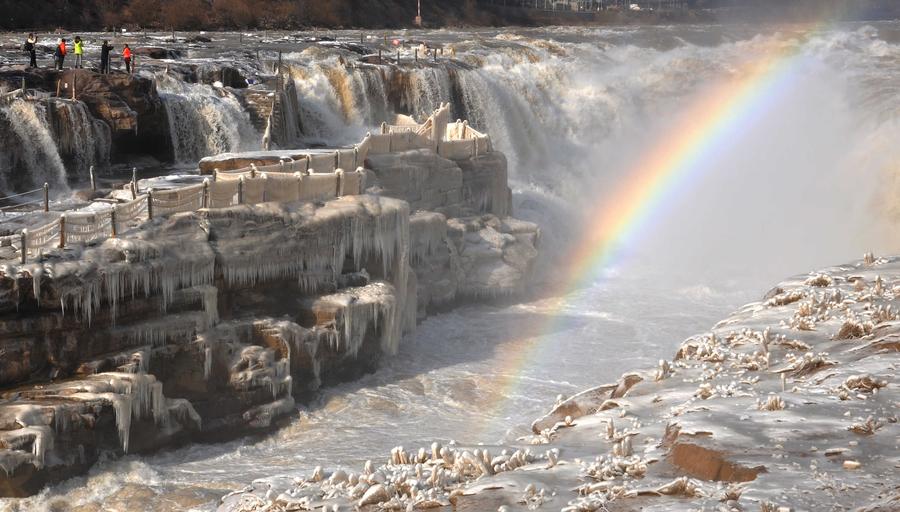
[73,36,84,69]
[54,38,67,70]
[100,40,113,74]
[24,33,37,67]
[122,44,132,74]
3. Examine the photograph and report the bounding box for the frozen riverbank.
[219,254,899,511]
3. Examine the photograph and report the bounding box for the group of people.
[24,33,132,74]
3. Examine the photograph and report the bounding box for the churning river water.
[3,20,899,511]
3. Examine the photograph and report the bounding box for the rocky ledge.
[219,254,899,512]
[0,146,540,496]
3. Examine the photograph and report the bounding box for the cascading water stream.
[156,73,261,163]
[0,100,70,194]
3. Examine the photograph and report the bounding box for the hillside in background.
[0,0,500,30]
[0,0,897,32]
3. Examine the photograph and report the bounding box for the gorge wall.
[0,98,539,496]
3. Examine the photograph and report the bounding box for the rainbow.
[476,26,826,440]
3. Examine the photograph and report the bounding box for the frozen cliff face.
[0,195,414,496]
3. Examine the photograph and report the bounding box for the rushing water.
[4,21,900,511]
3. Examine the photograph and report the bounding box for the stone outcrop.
[0,144,539,496]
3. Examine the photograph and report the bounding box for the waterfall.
[0,100,70,195]
[156,74,261,163]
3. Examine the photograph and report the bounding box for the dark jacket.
[101,43,113,59]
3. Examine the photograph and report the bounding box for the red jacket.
[123,48,132,59]
[58,42,66,56]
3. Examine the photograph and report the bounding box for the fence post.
[132,167,138,194]
[335,169,343,197]
[89,165,96,191]
[130,181,137,200]
[147,190,154,219]
[378,49,382,61]
[110,208,117,237]
[414,48,418,63]
[304,157,310,174]
[238,176,244,204]
[294,171,303,200]
[261,173,268,203]
[397,49,400,64]
[19,229,26,264]
[202,178,209,209]
[334,150,340,170]
[43,182,49,212]
[356,166,367,195]
[58,215,66,248]
[353,147,359,169]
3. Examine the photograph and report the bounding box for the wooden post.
[130,181,137,200]
[335,170,343,197]
[202,178,209,209]
[21,77,25,96]
[19,229,26,264]
[397,49,400,64]
[132,167,138,194]
[147,190,154,219]
[261,174,268,203]
[378,49,382,61]
[334,150,340,170]
[56,79,61,97]
[110,208,117,237]
[353,147,359,169]
[58,215,66,248]
[89,165,96,191]
[42,182,49,212]
[237,176,244,204]
[434,48,437,62]
[360,32,364,44]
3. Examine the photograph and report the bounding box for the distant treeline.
[0,0,496,30]
[0,0,896,30]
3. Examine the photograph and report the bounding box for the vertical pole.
[277,51,282,74]
[110,208,117,237]
[238,176,244,204]
[261,174,268,202]
[147,190,154,219]
[334,150,340,170]
[360,32,364,43]
[397,49,400,64]
[335,171,342,197]
[202,178,209,209]
[56,80,61,97]
[130,181,137,200]
[21,77,25,96]
[43,183,49,212]
[414,48,418,63]
[19,229,27,264]
[89,165,96,191]
[72,72,76,100]
[58,215,66,248]
[379,49,382,61]
[132,167,138,194]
